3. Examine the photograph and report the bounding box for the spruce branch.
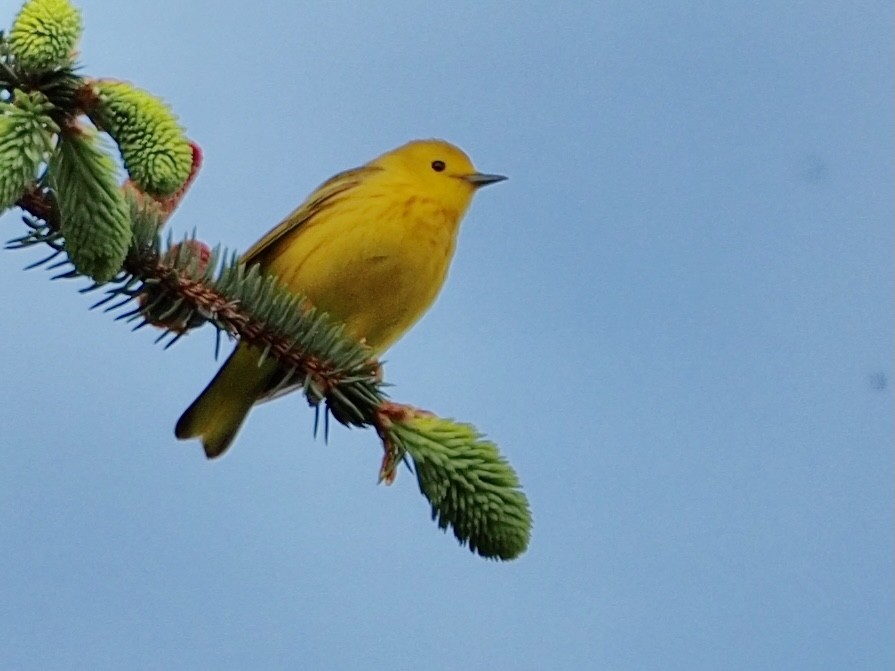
[378,405,531,560]
[1,1,532,561]
[8,0,81,72]
[87,79,193,197]
[49,122,132,282]
[0,89,57,210]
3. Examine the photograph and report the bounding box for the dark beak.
[464,172,508,188]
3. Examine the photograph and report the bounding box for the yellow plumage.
[175,139,505,458]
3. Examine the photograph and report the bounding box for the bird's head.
[371,139,506,215]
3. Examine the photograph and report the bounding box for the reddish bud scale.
[165,239,211,274]
[375,402,435,484]
[154,141,203,221]
[123,140,203,225]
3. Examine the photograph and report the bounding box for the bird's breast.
[267,193,461,352]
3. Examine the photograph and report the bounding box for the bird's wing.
[240,165,381,269]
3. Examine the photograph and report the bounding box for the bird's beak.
[463,172,508,188]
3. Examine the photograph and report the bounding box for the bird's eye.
[431,160,446,172]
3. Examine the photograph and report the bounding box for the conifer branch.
[1,0,531,560]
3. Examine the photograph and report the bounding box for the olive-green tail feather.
[175,346,271,459]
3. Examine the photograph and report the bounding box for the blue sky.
[1,1,892,669]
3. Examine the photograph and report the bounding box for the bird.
[175,139,506,458]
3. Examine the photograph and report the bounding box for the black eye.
[431,160,446,172]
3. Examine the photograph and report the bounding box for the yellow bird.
[175,139,506,458]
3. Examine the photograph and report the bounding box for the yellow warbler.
[175,139,505,458]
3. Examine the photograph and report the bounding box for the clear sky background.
[1,2,892,669]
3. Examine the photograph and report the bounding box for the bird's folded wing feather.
[236,164,381,404]
[239,165,380,269]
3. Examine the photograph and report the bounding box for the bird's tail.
[175,345,272,459]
